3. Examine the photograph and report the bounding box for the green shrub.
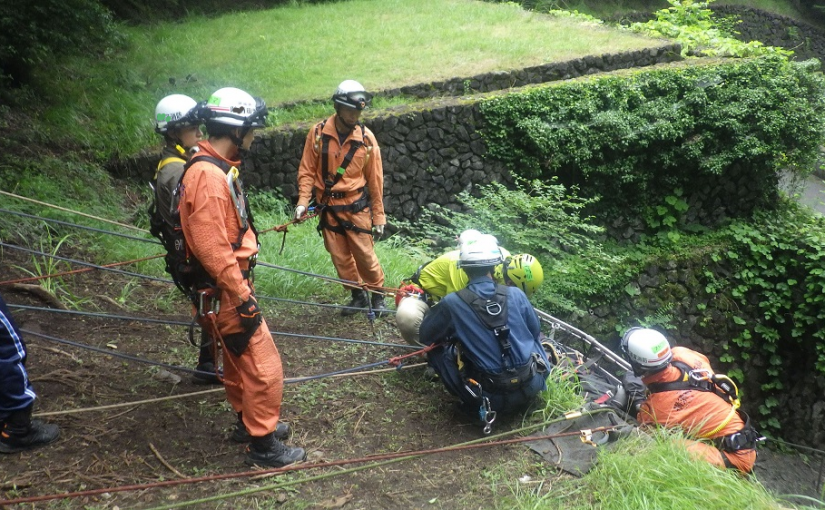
[480,56,825,221]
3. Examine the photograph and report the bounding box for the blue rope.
[20,328,412,384]
[0,208,160,245]
[8,304,412,350]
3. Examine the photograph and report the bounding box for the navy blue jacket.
[419,276,548,413]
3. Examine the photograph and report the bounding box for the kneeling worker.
[418,235,549,433]
[621,328,761,473]
[396,234,543,346]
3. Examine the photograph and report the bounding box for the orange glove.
[395,283,424,308]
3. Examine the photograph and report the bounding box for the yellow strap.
[700,402,740,439]
[154,156,186,180]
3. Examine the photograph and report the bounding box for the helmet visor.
[334,91,373,110]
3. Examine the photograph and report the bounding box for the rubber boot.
[0,405,60,454]
[341,289,369,316]
[370,293,388,318]
[245,432,306,468]
[231,412,290,443]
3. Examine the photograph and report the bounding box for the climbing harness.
[312,119,375,237]
[645,360,764,454]
[453,285,548,435]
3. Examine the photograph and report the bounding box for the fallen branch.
[0,283,67,309]
[149,443,186,479]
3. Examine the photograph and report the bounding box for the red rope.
[257,212,319,235]
[388,343,440,367]
[0,253,166,286]
[0,426,617,507]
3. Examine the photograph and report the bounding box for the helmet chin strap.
[336,114,357,132]
[230,127,249,151]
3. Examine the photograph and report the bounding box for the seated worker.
[396,234,543,346]
[620,328,761,473]
[418,235,550,434]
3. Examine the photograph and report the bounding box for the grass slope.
[34,0,660,158]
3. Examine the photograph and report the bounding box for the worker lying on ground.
[395,229,543,346]
[617,328,762,473]
[418,235,550,434]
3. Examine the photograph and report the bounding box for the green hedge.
[479,56,825,222]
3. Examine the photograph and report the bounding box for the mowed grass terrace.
[42,0,663,157]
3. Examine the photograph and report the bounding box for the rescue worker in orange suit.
[294,80,387,316]
[149,94,220,385]
[620,328,760,473]
[179,87,305,468]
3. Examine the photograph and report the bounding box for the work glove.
[236,296,263,333]
[373,224,385,236]
[294,205,306,220]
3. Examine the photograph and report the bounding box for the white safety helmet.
[154,94,200,134]
[332,80,372,110]
[458,234,504,268]
[457,229,482,248]
[621,328,673,375]
[204,87,268,128]
[395,296,430,346]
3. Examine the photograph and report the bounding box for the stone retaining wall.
[108,43,683,226]
[569,255,825,448]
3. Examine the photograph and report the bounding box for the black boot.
[341,289,369,316]
[370,293,388,318]
[193,331,222,385]
[231,412,290,443]
[192,361,223,385]
[245,432,306,468]
[0,405,60,454]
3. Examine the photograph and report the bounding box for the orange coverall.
[179,140,284,438]
[637,347,756,473]
[296,115,385,288]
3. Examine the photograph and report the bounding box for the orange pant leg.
[683,439,756,473]
[213,291,284,438]
[322,208,384,287]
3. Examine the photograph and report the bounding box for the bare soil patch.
[0,248,821,509]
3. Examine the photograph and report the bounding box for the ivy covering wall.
[479,56,825,229]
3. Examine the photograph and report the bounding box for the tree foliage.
[0,0,121,87]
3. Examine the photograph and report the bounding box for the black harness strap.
[646,360,735,404]
[457,285,513,367]
[646,360,762,453]
[315,121,373,236]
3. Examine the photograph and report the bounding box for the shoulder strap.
[646,360,736,404]
[319,122,366,201]
[456,284,514,367]
[154,156,186,181]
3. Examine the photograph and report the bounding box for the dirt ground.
[0,248,823,510]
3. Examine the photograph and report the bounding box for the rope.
[32,363,426,418]
[0,410,618,508]
[0,190,149,232]
[0,208,162,244]
[388,342,440,367]
[21,328,417,384]
[0,242,171,284]
[7,304,413,350]
[0,242,400,312]
[0,253,165,286]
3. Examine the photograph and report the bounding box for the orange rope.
[0,253,165,286]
